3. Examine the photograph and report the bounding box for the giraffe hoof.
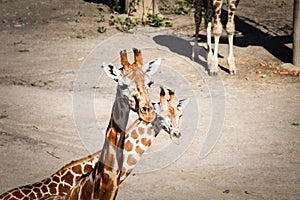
[209,71,218,76]
[229,70,236,75]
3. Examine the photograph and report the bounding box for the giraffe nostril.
[172,131,181,138]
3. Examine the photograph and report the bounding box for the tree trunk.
[123,0,160,21]
[294,0,300,66]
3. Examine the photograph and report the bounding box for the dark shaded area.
[84,0,126,12]
[233,14,292,63]
[153,35,210,73]
[155,8,293,67]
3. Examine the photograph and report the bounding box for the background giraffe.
[194,0,240,75]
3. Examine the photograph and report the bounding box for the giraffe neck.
[66,89,131,200]
[120,114,163,182]
[0,111,164,200]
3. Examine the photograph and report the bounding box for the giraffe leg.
[206,0,214,73]
[226,0,239,75]
[227,29,236,75]
[207,22,213,67]
[193,0,202,61]
[209,0,223,76]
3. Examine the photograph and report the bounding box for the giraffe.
[62,48,161,200]
[194,0,240,75]
[0,48,161,200]
[0,87,189,200]
[46,87,189,200]
[119,87,190,182]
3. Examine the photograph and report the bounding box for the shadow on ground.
[195,9,293,63]
[154,8,292,69]
[153,35,210,73]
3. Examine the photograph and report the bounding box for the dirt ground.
[0,0,299,199]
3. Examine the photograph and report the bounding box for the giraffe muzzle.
[170,130,181,145]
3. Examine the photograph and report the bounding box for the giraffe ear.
[102,63,122,81]
[142,58,161,76]
[177,98,190,111]
[153,102,160,112]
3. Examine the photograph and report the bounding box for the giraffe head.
[154,87,190,145]
[103,48,161,123]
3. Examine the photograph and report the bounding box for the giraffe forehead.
[167,106,180,117]
[126,67,147,90]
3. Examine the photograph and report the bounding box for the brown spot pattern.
[33,182,42,187]
[11,190,22,198]
[61,171,74,186]
[41,185,48,193]
[127,155,137,166]
[124,140,133,152]
[72,164,82,174]
[147,127,152,135]
[84,164,93,173]
[43,178,51,185]
[141,138,152,147]
[22,189,31,195]
[109,129,119,148]
[28,192,36,199]
[36,190,43,199]
[52,175,60,183]
[131,130,139,139]
[168,107,175,115]
[32,187,40,194]
[48,182,57,194]
[135,145,145,156]
[138,127,145,135]
[214,2,221,9]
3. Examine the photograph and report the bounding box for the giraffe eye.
[140,107,147,113]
